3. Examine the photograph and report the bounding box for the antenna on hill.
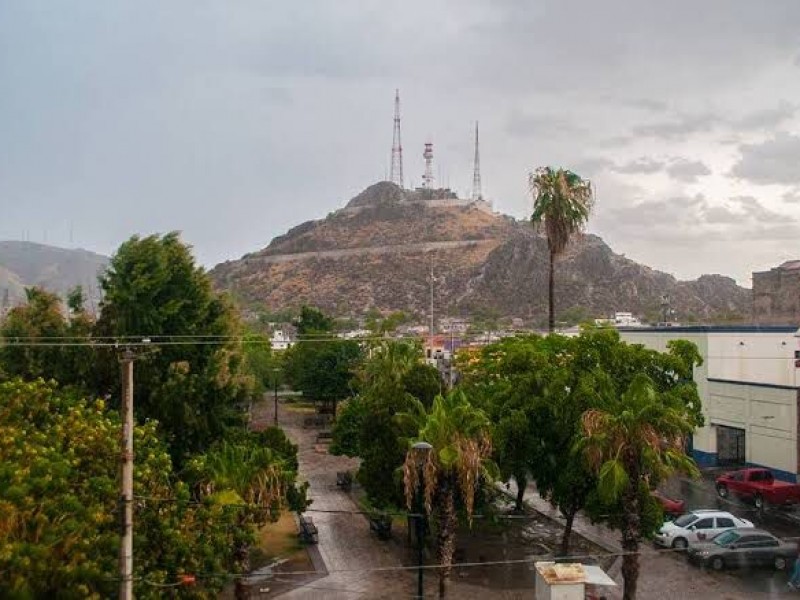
[390,89,404,188]
[422,142,434,189]
[471,121,483,201]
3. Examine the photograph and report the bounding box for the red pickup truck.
[716,468,800,509]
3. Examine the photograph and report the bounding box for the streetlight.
[272,367,281,426]
[412,441,432,600]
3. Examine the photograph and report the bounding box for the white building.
[270,330,294,351]
[613,312,643,327]
[620,326,800,482]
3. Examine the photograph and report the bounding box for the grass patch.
[250,511,304,569]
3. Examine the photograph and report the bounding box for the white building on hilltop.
[270,330,294,351]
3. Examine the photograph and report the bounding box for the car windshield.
[713,531,740,546]
[674,514,698,528]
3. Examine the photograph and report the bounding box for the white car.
[654,510,753,550]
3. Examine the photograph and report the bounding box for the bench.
[303,414,332,428]
[316,430,333,443]
[298,514,318,544]
[336,471,353,491]
[368,513,392,541]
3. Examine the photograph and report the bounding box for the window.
[694,518,714,529]
[714,531,740,546]
[715,517,734,528]
[731,472,744,481]
[675,514,698,527]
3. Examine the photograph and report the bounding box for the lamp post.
[412,441,432,600]
[272,367,281,426]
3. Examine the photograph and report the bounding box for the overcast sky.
[2,0,800,285]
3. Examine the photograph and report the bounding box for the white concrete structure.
[620,326,800,481]
[534,562,615,600]
[270,330,294,351]
[613,311,643,327]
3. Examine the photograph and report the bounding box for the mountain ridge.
[210,182,750,323]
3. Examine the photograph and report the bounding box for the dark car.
[687,528,797,571]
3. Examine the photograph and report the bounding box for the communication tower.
[390,89,404,188]
[422,142,434,189]
[471,121,483,201]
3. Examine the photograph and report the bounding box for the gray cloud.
[783,189,800,203]
[505,110,584,138]
[612,157,665,174]
[665,158,711,182]
[730,133,800,185]
[735,102,796,129]
[632,113,720,139]
[732,196,788,223]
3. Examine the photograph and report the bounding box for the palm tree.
[529,167,594,332]
[400,390,494,598]
[580,374,698,600]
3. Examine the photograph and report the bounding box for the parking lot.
[659,470,800,597]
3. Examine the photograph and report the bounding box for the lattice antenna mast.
[422,142,434,189]
[390,89,404,188]
[471,121,482,201]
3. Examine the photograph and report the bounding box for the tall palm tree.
[529,167,594,332]
[400,390,495,598]
[580,374,698,600]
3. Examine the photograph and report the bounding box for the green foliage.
[283,339,362,402]
[242,332,277,397]
[400,390,495,597]
[365,310,409,335]
[0,287,95,389]
[95,232,251,466]
[529,166,594,332]
[577,338,703,599]
[400,363,441,410]
[329,396,368,457]
[293,305,333,335]
[557,305,591,327]
[0,379,247,599]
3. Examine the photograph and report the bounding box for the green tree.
[95,233,252,466]
[329,341,431,508]
[0,378,252,599]
[529,167,594,332]
[580,373,701,600]
[0,287,95,389]
[401,391,495,599]
[283,339,362,407]
[293,305,333,336]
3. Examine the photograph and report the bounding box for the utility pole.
[119,350,134,600]
[429,258,435,359]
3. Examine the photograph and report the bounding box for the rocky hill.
[210,182,750,323]
[0,241,108,308]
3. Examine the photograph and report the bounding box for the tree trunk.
[621,485,641,600]
[515,476,527,513]
[559,506,577,557]
[548,250,555,333]
[436,479,457,598]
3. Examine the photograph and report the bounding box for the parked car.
[654,509,753,550]
[687,528,797,571]
[716,468,800,509]
[652,490,685,518]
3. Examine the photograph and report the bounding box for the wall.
[620,327,800,480]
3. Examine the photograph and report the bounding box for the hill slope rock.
[0,241,108,306]
[210,182,750,322]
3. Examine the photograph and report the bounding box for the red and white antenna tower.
[390,89,404,188]
[422,142,434,189]
[471,121,483,201]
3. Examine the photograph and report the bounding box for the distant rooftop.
[621,324,799,334]
[778,260,800,271]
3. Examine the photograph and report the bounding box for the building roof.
[621,324,799,334]
[778,260,800,271]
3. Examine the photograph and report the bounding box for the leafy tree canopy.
[0,379,252,599]
[95,232,252,466]
[293,305,333,336]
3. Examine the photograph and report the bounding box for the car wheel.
[672,538,688,551]
[710,556,725,571]
[754,494,764,510]
[775,556,787,570]
[716,484,728,498]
